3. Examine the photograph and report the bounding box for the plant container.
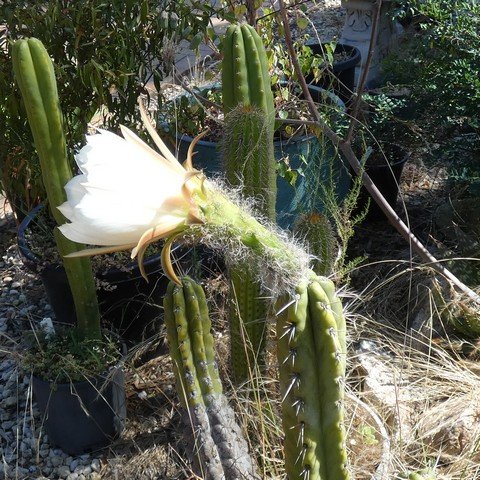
[357,143,410,220]
[17,205,170,345]
[32,366,126,455]
[304,43,361,104]
[161,85,350,229]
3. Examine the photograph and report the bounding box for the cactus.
[163,277,258,480]
[276,273,348,480]
[294,213,337,276]
[221,23,276,382]
[12,38,101,339]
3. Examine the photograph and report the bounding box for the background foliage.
[0,0,219,219]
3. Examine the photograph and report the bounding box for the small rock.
[18,294,27,303]
[51,455,64,467]
[57,465,71,478]
[11,281,22,288]
[16,467,29,477]
[75,465,92,475]
[3,276,13,284]
[42,466,53,476]
[89,473,102,480]
[66,473,79,480]
[70,459,80,471]
[2,396,17,408]
[9,289,19,295]
[2,420,15,430]
[90,459,101,472]
[39,449,50,458]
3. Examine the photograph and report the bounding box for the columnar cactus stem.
[221,23,276,381]
[294,214,337,277]
[163,277,258,480]
[277,274,349,480]
[12,38,101,339]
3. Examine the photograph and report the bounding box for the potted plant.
[12,38,125,454]
[16,203,171,348]
[303,41,361,104]
[159,81,350,229]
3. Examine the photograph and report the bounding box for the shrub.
[0,0,218,218]
[384,0,480,130]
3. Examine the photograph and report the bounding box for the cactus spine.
[163,277,258,480]
[277,274,348,480]
[12,38,101,339]
[222,24,276,381]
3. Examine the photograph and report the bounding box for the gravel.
[0,222,105,480]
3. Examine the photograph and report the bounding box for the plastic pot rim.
[161,82,345,147]
[31,364,124,390]
[365,143,411,170]
[17,203,163,279]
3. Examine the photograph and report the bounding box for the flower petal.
[137,97,182,169]
[131,219,184,258]
[119,125,185,176]
[161,235,182,285]
[63,243,137,258]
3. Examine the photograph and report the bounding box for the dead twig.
[346,0,383,143]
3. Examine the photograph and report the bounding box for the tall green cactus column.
[164,277,258,480]
[12,38,101,340]
[294,214,337,276]
[221,24,277,382]
[277,274,349,480]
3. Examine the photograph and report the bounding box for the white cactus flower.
[59,100,308,287]
[59,104,205,282]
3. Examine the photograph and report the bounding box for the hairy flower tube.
[60,104,310,290]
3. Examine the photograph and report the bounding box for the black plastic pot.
[17,205,171,345]
[357,144,410,220]
[32,366,126,455]
[304,43,361,104]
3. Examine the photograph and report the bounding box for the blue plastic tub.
[160,85,350,229]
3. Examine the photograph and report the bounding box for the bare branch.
[346,0,383,143]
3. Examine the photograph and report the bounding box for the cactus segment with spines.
[163,277,258,480]
[277,274,349,480]
[221,23,277,382]
[12,38,101,339]
[294,213,337,277]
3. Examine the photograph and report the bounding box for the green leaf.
[297,17,308,30]
[190,32,203,51]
